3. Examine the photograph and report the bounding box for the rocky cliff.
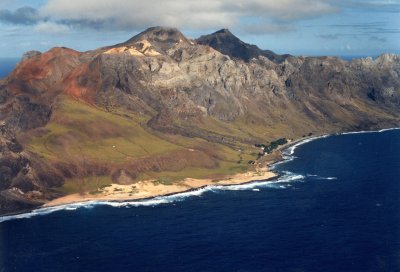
[0,26,399,215]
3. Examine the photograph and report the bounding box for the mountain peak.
[196,29,289,63]
[114,26,191,54]
[124,26,190,52]
[214,28,233,35]
[134,26,184,40]
[196,29,264,62]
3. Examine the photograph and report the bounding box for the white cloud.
[40,0,337,32]
[34,21,70,34]
[225,0,337,21]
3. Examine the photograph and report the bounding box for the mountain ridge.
[0,26,399,215]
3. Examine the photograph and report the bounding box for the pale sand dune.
[44,168,277,207]
[103,40,161,57]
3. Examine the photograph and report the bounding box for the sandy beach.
[44,168,277,207]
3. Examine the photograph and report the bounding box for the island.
[0,27,399,215]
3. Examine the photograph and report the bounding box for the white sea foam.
[270,156,297,168]
[307,174,338,180]
[217,172,305,191]
[340,127,400,135]
[286,135,330,156]
[319,176,337,180]
[270,135,330,170]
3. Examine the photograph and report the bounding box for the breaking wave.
[285,135,330,156]
[270,134,330,170]
[307,174,337,180]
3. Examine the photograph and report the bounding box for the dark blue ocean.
[0,58,19,79]
[0,128,399,270]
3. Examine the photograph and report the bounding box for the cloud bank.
[0,6,43,25]
[1,0,399,35]
[0,0,340,33]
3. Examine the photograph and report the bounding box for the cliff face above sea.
[0,26,399,215]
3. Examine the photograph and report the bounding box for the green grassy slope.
[21,97,262,194]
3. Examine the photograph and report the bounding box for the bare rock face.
[0,26,399,215]
[1,47,81,132]
[93,28,399,135]
[0,126,51,214]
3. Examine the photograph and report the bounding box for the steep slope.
[0,26,399,215]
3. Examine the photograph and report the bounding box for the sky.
[0,0,399,58]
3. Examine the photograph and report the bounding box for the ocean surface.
[0,58,19,79]
[0,129,399,271]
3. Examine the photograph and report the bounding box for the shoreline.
[44,168,278,208]
[1,126,399,221]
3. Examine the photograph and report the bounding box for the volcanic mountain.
[0,26,399,214]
